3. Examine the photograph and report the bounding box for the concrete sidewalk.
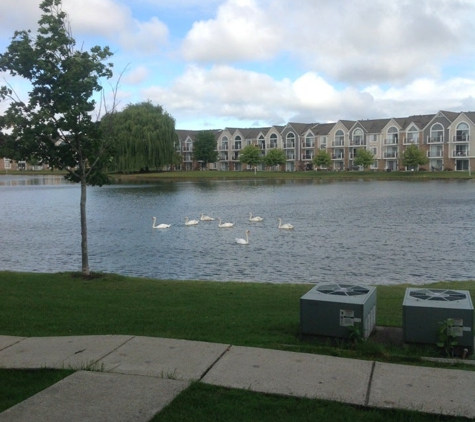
[0,335,474,421]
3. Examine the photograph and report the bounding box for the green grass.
[112,169,474,183]
[0,369,74,413]
[1,272,474,420]
[152,383,468,422]
[1,272,474,361]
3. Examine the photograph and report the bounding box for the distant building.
[176,110,475,172]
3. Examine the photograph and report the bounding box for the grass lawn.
[111,169,474,183]
[152,382,469,422]
[1,272,474,421]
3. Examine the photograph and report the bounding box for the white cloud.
[123,66,151,85]
[182,0,281,62]
[119,17,169,54]
[142,66,378,127]
[181,0,475,84]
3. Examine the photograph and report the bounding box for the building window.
[352,128,364,145]
[430,123,444,143]
[455,123,469,142]
[406,125,419,144]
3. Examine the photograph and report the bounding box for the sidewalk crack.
[365,361,376,407]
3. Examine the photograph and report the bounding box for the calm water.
[1,175,474,285]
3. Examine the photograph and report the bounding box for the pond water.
[1,175,474,285]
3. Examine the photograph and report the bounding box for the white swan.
[249,212,264,222]
[235,230,250,245]
[200,213,215,221]
[278,218,294,230]
[152,217,171,229]
[218,218,234,228]
[184,217,199,226]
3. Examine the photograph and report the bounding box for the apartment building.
[176,110,474,172]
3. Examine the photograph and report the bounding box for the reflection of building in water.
[0,175,67,186]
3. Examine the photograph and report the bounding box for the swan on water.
[184,217,199,226]
[235,230,250,245]
[249,213,264,222]
[218,218,234,228]
[200,213,215,221]
[152,217,171,229]
[278,218,294,230]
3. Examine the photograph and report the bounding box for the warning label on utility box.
[340,309,354,326]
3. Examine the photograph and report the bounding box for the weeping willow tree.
[101,101,177,172]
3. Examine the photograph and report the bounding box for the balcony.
[332,153,344,160]
[258,142,266,150]
[266,142,278,149]
[332,140,344,147]
[219,153,228,161]
[286,153,295,160]
[403,138,418,145]
[384,138,398,145]
[283,142,295,149]
[453,151,469,157]
[383,152,398,158]
[233,143,242,151]
[219,143,228,150]
[427,137,444,144]
[232,153,240,161]
[453,135,470,143]
[427,151,443,158]
[183,145,193,152]
[301,153,314,160]
[350,139,366,146]
[301,142,315,148]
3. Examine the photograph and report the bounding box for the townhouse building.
[176,110,474,172]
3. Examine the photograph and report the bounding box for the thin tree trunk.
[80,176,89,276]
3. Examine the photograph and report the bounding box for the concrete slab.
[0,335,133,369]
[0,336,26,351]
[202,345,373,405]
[0,371,189,422]
[98,336,230,381]
[368,362,475,419]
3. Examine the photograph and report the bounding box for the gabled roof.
[176,129,199,141]
[394,114,435,130]
[357,118,391,133]
[284,122,316,135]
[239,127,270,139]
[313,122,335,136]
[438,110,460,123]
[462,112,475,125]
[339,120,356,130]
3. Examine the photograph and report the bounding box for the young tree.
[0,0,114,276]
[353,148,374,169]
[239,145,262,172]
[313,150,332,169]
[101,102,177,173]
[263,148,286,169]
[402,144,429,170]
[193,130,218,168]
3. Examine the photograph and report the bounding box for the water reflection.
[1,175,474,285]
[0,174,70,186]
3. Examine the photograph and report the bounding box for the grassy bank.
[111,169,474,183]
[1,271,474,360]
[2,272,474,421]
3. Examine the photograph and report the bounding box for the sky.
[1,0,475,130]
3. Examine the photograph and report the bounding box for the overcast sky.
[1,0,475,130]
